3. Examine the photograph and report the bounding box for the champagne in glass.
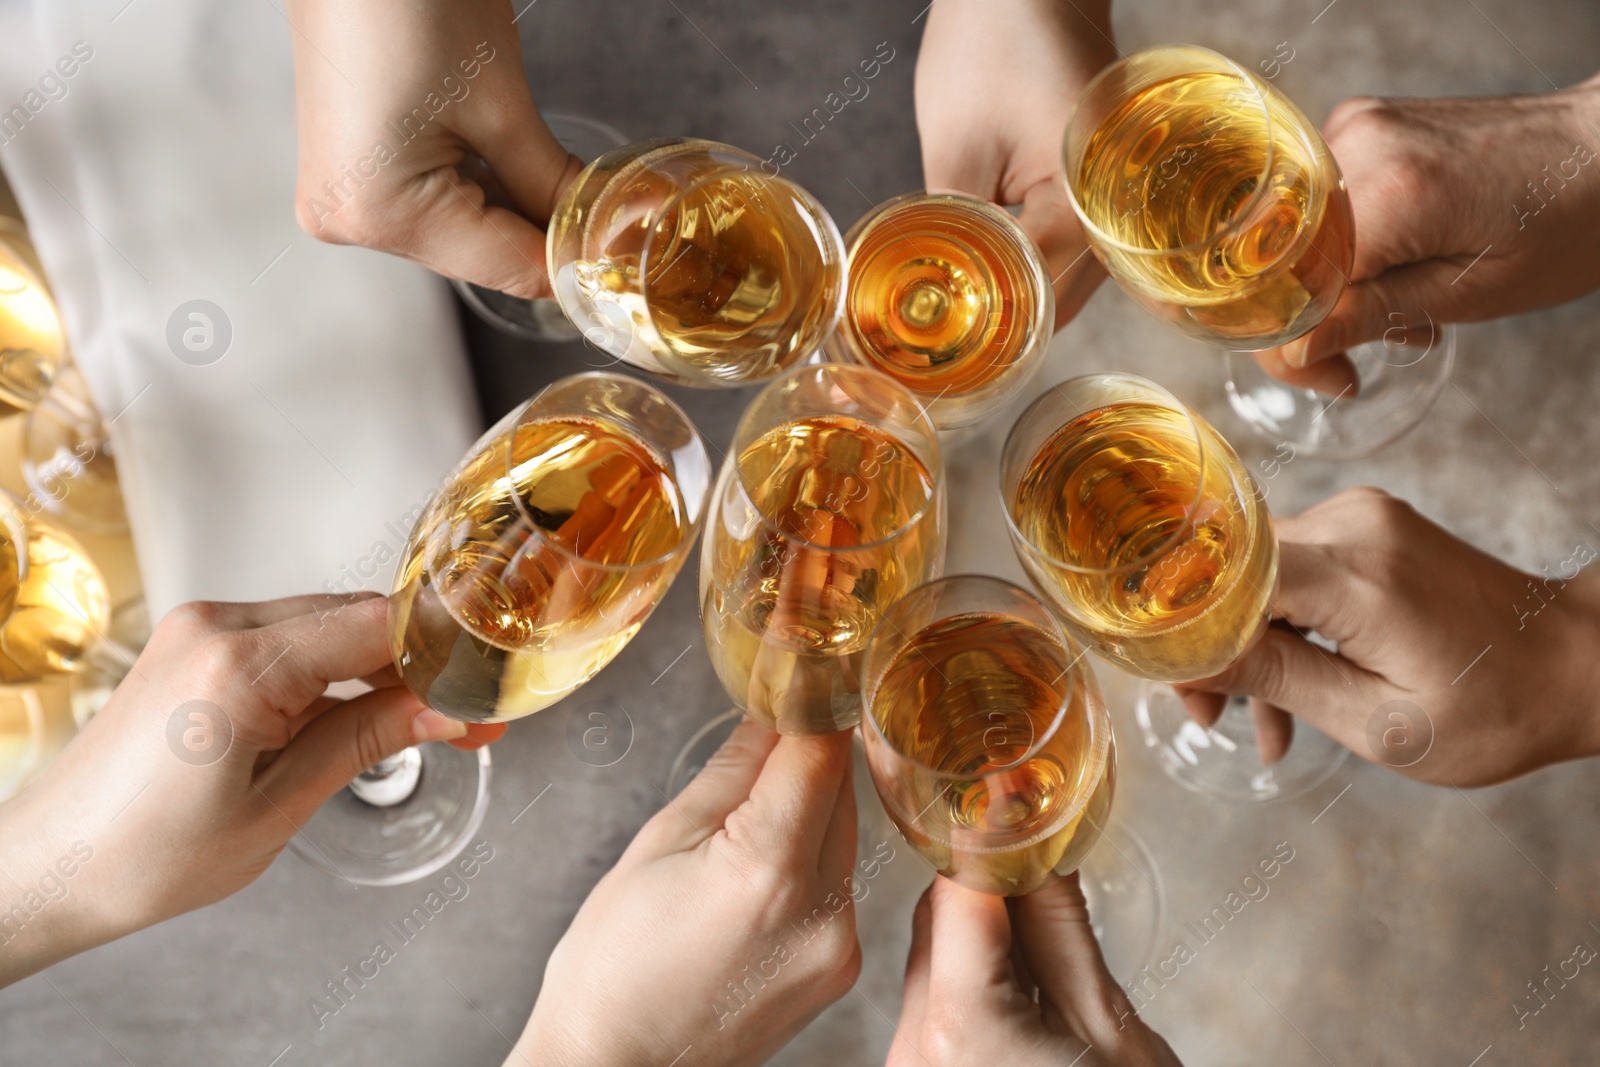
[826,192,1053,431]
[0,224,65,415]
[547,139,845,387]
[861,575,1113,896]
[391,372,711,723]
[1001,374,1275,682]
[0,494,112,682]
[1064,45,1352,351]
[700,364,945,735]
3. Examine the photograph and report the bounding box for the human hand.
[1179,487,1600,786]
[287,0,582,298]
[512,719,861,1067]
[915,0,1117,328]
[889,872,1181,1066]
[1260,75,1600,381]
[0,592,503,987]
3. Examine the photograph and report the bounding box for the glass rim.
[502,370,712,573]
[1061,44,1283,260]
[860,573,1110,787]
[729,362,942,554]
[1000,372,1213,577]
[637,153,845,369]
[832,190,1054,378]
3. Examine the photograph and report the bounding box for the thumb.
[1011,871,1135,1048]
[258,687,466,822]
[1280,260,1456,369]
[1017,176,1105,329]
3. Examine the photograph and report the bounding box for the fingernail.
[413,707,468,744]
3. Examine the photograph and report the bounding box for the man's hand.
[889,873,1183,1066]
[915,0,1117,328]
[1261,76,1600,379]
[1180,488,1600,786]
[287,0,582,297]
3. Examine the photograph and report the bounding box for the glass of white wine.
[1001,373,1345,801]
[0,220,65,417]
[291,371,712,885]
[453,112,630,343]
[860,574,1114,896]
[824,191,1054,433]
[1063,45,1451,458]
[0,489,115,685]
[547,139,845,387]
[700,363,945,735]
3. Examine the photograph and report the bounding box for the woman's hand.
[1181,488,1600,786]
[890,873,1182,1066]
[287,0,581,297]
[511,720,862,1067]
[0,592,498,987]
[914,0,1117,328]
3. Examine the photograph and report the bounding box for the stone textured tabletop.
[4,0,1600,1064]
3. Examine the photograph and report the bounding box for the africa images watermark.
[1117,840,1297,1026]
[0,41,95,146]
[0,840,95,950]
[300,41,499,228]
[307,839,496,1030]
[756,41,896,177]
[710,840,897,1031]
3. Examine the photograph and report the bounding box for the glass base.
[1136,683,1347,803]
[453,113,629,343]
[1073,820,1165,983]
[1225,327,1455,460]
[289,743,491,886]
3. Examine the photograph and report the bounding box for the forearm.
[0,788,129,988]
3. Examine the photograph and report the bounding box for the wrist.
[1552,569,1600,763]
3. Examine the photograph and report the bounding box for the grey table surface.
[5,0,1600,1064]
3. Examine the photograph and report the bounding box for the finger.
[397,173,556,299]
[258,686,467,822]
[927,875,1015,999]
[816,739,858,888]
[1011,871,1135,1048]
[177,591,384,633]
[1175,686,1226,728]
[659,716,780,842]
[246,596,399,715]
[1186,626,1375,751]
[1017,177,1105,329]
[1279,261,1455,368]
[741,730,854,862]
[895,883,935,1039]
[1251,698,1294,765]
[1248,347,1360,398]
[473,108,587,229]
[449,722,509,751]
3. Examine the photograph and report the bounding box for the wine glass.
[823,191,1054,433]
[859,574,1116,896]
[22,363,129,536]
[1062,45,1451,458]
[699,363,945,735]
[1000,373,1346,800]
[546,139,845,387]
[0,488,116,685]
[0,220,65,417]
[0,686,46,801]
[453,112,630,342]
[290,371,713,884]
